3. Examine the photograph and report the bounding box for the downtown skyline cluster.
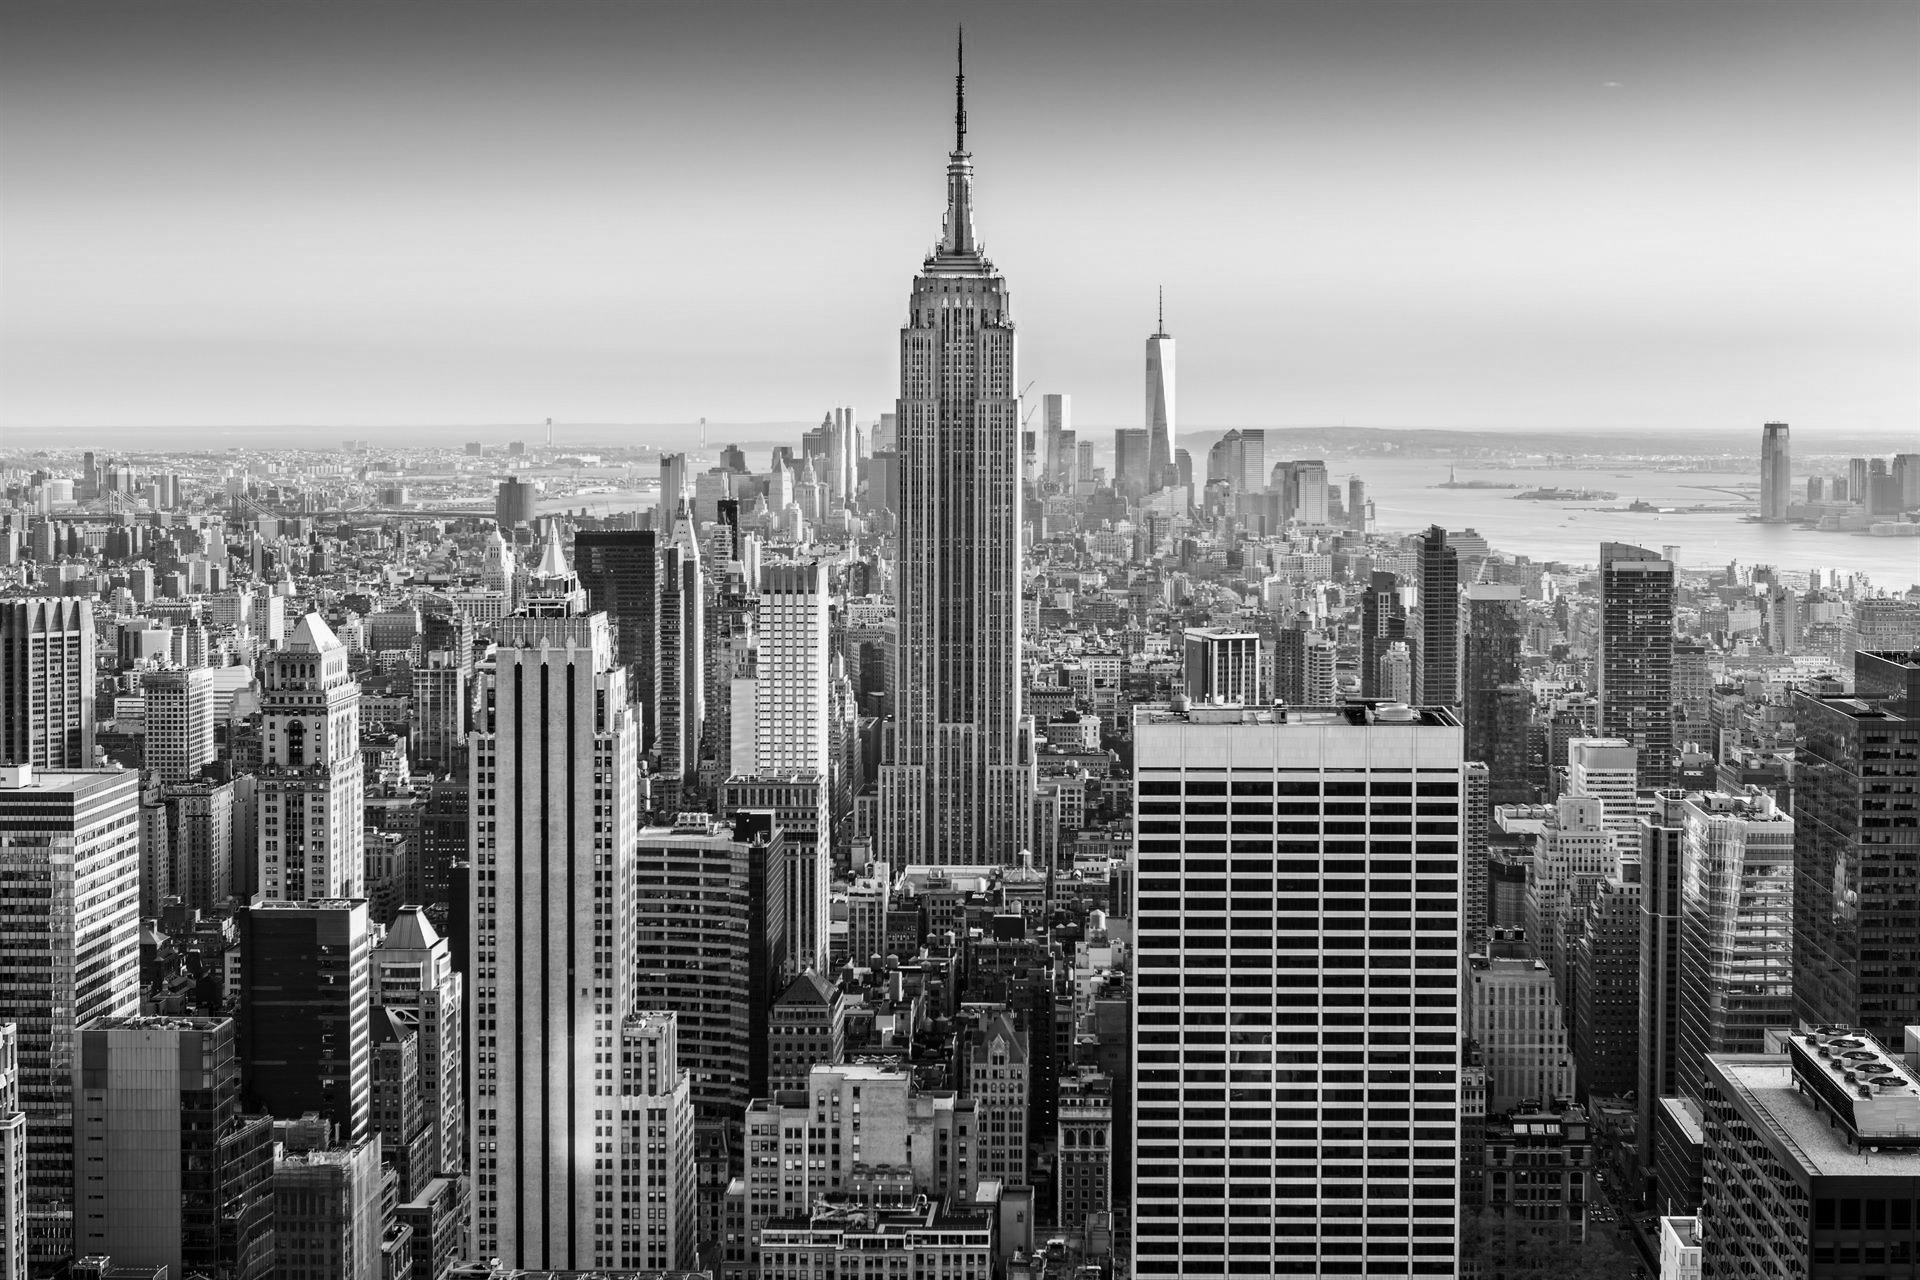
[2,19,1920,1280]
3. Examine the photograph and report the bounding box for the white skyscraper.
[879,39,1033,866]
[1526,793,1616,1006]
[257,614,364,902]
[1566,737,1640,858]
[756,562,831,775]
[658,510,706,806]
[1146,290,1176,491]
[469,543,645,1265]
[1131,702,1464,1276]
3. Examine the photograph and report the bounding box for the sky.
[2,0,1914,441]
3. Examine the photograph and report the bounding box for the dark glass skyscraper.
[1460,582,1528,787]
[1597,542,1675,788]
[1792,650,1920,1048]
[237,898,371,1145]
[573,529,661,740]
[1415,525,1459,706]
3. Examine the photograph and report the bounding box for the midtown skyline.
[4,0,1914,435]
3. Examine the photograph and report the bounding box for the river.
[1343,458,1918,591]
[530,459,1918,592]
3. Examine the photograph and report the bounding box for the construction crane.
[1019,380,1039,427]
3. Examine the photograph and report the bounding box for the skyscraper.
[73,1016,275,1279]
[1042,393,1071,483]
[141,665,215,784]
[631,814,758,1140]
[879,42,1032,867]
[657,514,706,806]
[257,614,364,901]
[1145,289,1176,490]
[273,1135,384,1280]
[1637,795,1688,1179]
[573,529,661,743]
[0,1024,22,1280]
[414,610,476,778]
[1460,583,1529,799]
[1674,790,1795,1101]
[0,765,139,1271]
[1792,650,1920,1048]
[756,562,831,775]
[372,906,465,1182]
[720,772,828,983]
[1361,571,1409,700]
[1565,737,1641,857]
[611,1012,697,1271]
[1181,628,1261,705]
[1131,702,1463,1276]
[0,598,95,769]
[1113,427,1151,495]
[1415,526,1460,707]
[469,544,641,1264]
[1465,952,1574,1115]
[1759,421,1791,521]
[237,898,372,1144]
[1597,542,1676,789]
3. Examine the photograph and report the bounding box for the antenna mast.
[955,27,967,152]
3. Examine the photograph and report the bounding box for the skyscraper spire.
[956,27,967,153]
[1156,285,1166,337]
[937,28,978,259]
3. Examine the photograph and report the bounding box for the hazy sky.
[3,1,1914,438]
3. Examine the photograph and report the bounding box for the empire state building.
[879,38,1034,866]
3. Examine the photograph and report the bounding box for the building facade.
[1596,543,1675,789]
[1792,651,1920,1050]
[1,1024,25,1280]
[373,906,464,1182]
[257,614,365,902]
[0,765,140,1270]
[469,549,643,1265]
[1759,421,1791,522]
[73,1016,274,1279]
[0,599,95,770]
[1131,702,1464,1275]
[1415,526,1460,707]
[1700,1031,1920,1278]
[1674,790,1795,1105]
[237,898,373,1144]
[141,666,215,784]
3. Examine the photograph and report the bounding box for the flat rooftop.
[1712,1055,1920,1176]
[1136,702,1460,728]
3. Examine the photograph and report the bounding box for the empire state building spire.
[939,27,979,259]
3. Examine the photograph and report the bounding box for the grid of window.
[1133,756,1462,1277]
